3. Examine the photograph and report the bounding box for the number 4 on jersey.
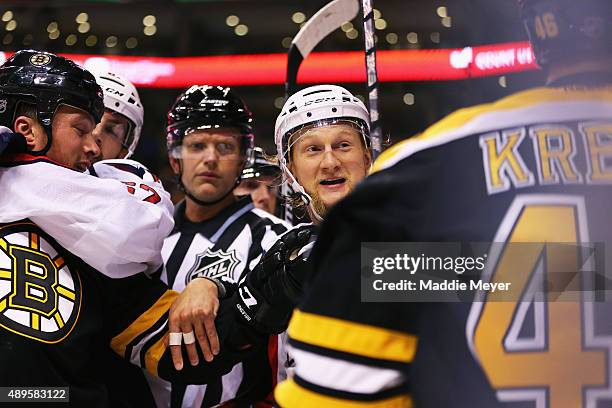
[467,195,611,408]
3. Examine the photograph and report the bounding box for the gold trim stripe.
[56,286,76,301]
[30,233,39,250]
[53,256,64,269]
[53,311,65,328]
[31,313,40,330]
[288,310,417,363]
[0,270,11,280]
[275,378,412,408]
[373,86,612,173]
[110,290,178,359]
[144,334,167,378]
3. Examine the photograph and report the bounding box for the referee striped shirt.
[148,196,290,408]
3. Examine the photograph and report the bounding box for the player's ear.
[168,154,181,175]
[14,115,46,151]
[363,147,372,170]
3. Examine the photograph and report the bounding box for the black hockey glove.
[0,130,26,155]
[233,224,318,334]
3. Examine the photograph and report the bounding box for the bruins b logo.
[29,53,52,66]
[0,223,81,343]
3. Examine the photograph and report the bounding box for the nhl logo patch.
[185,248,240,285]
[29,53,52,67]
[0,99,7,114]
[0,223,81,344]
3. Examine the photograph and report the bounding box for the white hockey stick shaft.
[285,0,360,97]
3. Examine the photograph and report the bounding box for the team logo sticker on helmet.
[29,53,52,67]
[0,223,81,344]
[185,248,240,285]
[0,99,6,114]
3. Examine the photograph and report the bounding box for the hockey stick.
[361,0,383,160]
[285,0,360,98]
[281,0,360,223]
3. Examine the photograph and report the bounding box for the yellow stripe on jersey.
[289,310,417,363]
[373,86,612,173]
[31,313,40,330]
[110,289,178,359]
[30,233,39,250]
[56,286,75,301]
[275,378,412,408]
[144,333,167,378]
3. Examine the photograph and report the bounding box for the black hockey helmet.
[0,50,104,154]
[241,147,280,180]
[518,0,612,66]
[166,85,254,160]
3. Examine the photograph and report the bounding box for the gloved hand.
[0,129,27,155]
[233,224,317,334]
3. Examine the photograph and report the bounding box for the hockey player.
[91,69,144,160]
[230,83,373,354]
[235,146,282,216]
[85,71,160,407]
[167,84,374,403]
[276,0,612,406]
[151,85,290,407]
[0,50,256,407]
[274,84,372,223]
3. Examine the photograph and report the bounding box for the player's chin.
[318,188,348,209]
[74,161,90,172]
[192,183,226,201]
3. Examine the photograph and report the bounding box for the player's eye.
[337,141,353,150]
[75,126,89,137]
[187,142,205,152]
[217,142,235,154]
[305,145,322,153]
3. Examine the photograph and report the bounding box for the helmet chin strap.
[282,161,324,223]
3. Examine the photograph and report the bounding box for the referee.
[149,85,290,408]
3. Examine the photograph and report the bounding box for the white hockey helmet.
[274,84,370,220]
[275,85,370,162]
[92,70,144,158]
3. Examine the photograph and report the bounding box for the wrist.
[197,277,227,299]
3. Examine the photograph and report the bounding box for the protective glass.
[170,127,243,161]
[283,118,369,163]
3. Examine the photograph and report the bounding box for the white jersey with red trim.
[0,154,174,278]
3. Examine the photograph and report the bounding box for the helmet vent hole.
[331,107,338,113]
[115,102,120,107]
[306,112,312,117]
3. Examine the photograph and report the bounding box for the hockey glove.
[233,224,317,334]
[0,129,27,155]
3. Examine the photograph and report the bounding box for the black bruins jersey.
[0,220,174,407]
[0,156,252,407]
[0,219,254,407]
[276,78,612,407]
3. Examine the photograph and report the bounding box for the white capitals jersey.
[0,155,174,278]
[149,198,290,408]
